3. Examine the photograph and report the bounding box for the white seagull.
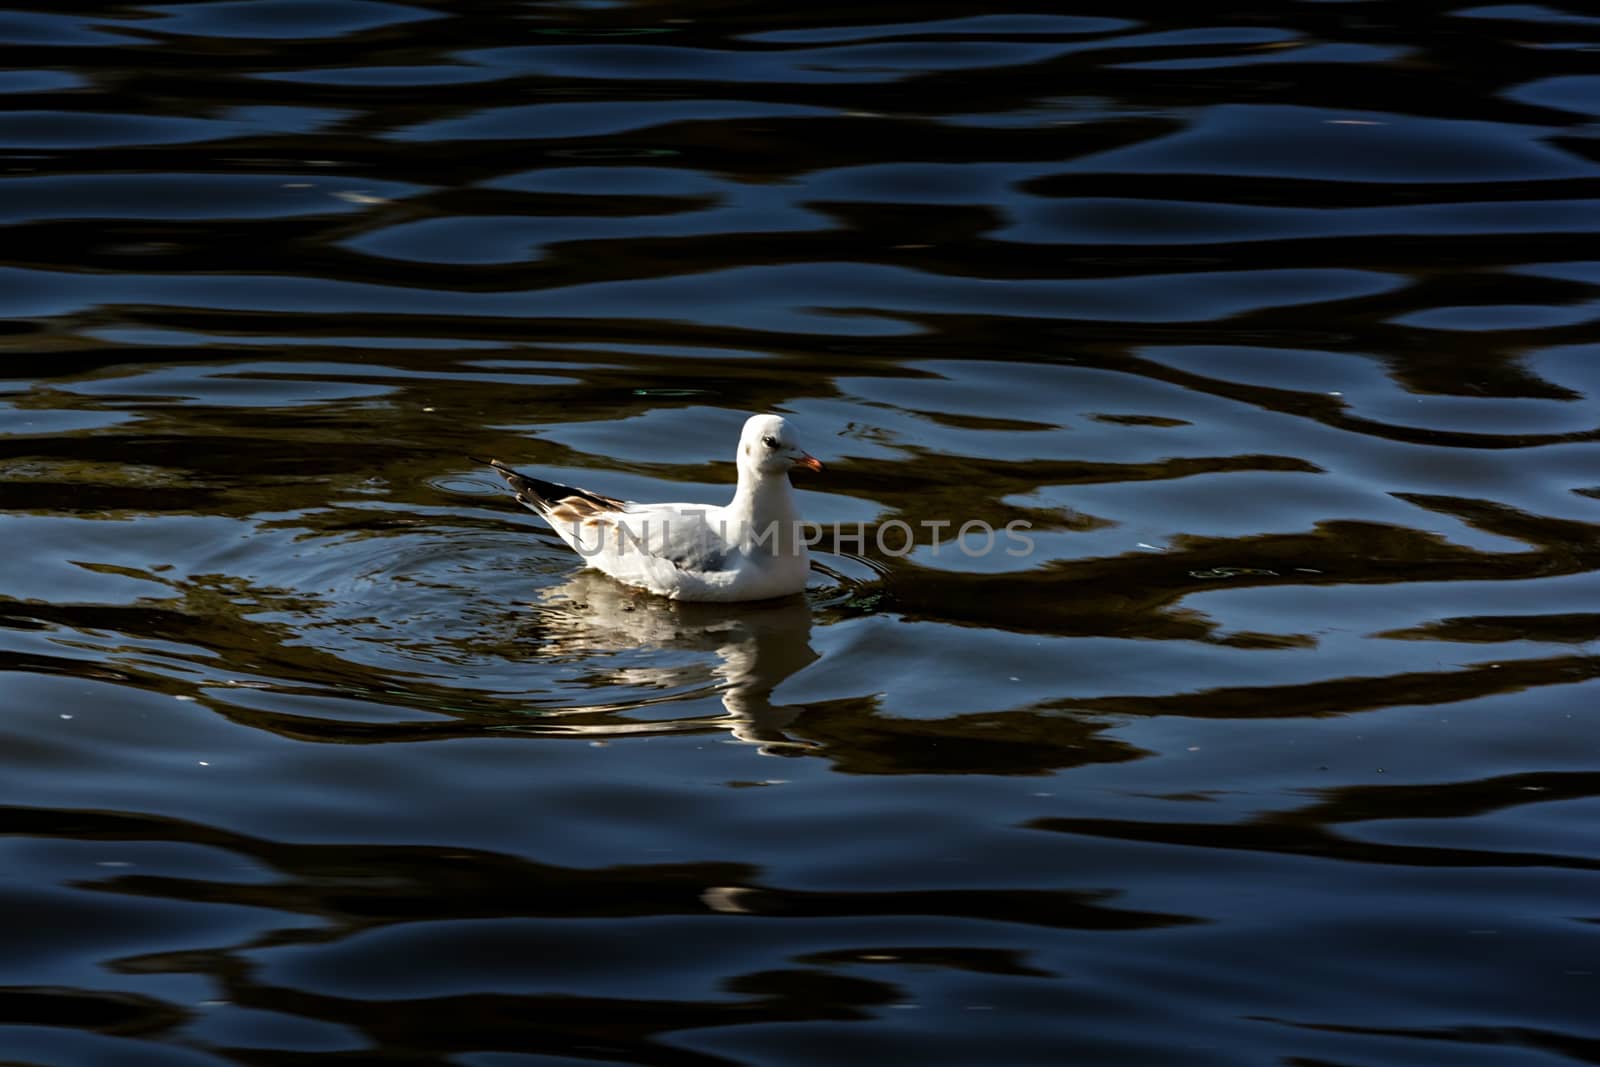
[482,413,824,602]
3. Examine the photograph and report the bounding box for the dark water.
[3,1,1600,1064]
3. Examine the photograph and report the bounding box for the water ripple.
[3,2,1600,1064]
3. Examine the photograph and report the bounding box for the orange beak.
[793,453,824,473]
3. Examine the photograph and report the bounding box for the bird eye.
[762,435,778,448]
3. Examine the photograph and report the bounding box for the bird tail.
[472,457,624,516]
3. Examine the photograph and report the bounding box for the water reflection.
[5,0,1600,1063]
[1,802,1191,1062]
[531,571,821,754]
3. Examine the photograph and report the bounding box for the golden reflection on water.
[3,0,1600,1063]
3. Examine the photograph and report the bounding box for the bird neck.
[730,468,803,551]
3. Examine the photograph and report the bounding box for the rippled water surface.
[4,1,1600,1064]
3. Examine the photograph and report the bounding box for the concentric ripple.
[2,2,1599,1065]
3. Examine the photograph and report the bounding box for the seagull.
[482,413,824,602]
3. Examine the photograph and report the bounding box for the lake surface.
[3,2,1600,1064]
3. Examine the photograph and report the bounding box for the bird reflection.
[532,571,821,754]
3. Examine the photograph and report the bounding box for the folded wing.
[482,459,736,588]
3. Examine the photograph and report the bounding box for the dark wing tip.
[474,456,627,515]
